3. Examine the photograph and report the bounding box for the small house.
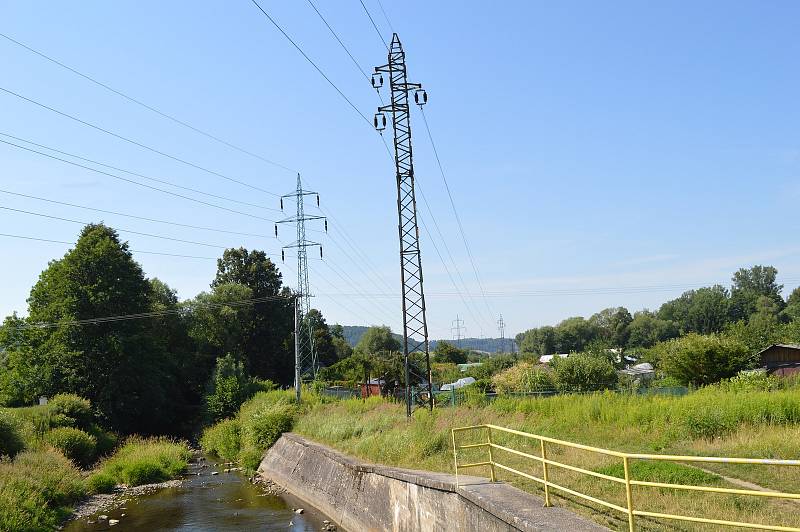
[758,344,800,376]
[360,378,384,398]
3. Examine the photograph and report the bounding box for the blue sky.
[2,1,799,339]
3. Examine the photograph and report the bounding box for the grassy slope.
[292,389,800,531]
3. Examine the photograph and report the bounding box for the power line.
[358,0,389,49]
[0,131,279,213]
[250,0,371,126]
[11,294,293,330]
[0,205,271,252]
[0,232,216,260]
[416,182,494,326]
[0,32,296,174]
[0,188,272,239]
[417,106,496,321]
[312,278,800,298]
[0,138,277,222]
[306,0,371,83]
[375,0,395,34]
[0,86,280,197]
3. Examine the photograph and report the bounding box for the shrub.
[0,411,24,457]
[491,362,555,394]
[550,354,618,392]
[204,354,275,423]
[655,333,750,386]
[241,403,296,454]
[48,394,93,429]
[0,449,85,531]
[718,371,782,392]
[85,471,116,494]
[86,423,118,456]
[200,418,241,461]
[91,437,189,487]
[43,427,97,467]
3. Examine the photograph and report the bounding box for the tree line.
[515,265,799,356]
[0,224,346,435]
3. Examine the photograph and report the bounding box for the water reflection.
[65,456,336,531]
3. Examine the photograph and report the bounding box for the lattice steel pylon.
[373,34,433,416]
[276,174,326,401]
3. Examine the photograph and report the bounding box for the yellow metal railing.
[451,424,800,531]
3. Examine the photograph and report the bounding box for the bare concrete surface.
[259,433,608,532]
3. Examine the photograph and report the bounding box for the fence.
[452,423,800,531]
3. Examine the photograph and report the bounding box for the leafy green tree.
[354,326,401,356]
[330,324,353,361]
[188,283,254,368]
[518,326,557,356]
[627,310,679,348]
[655,333,750,386]
[204,354,272,423]
[11,224,178,433]
[730,265,784,321]
[212,248,294,384]
[554,317,599,353]
[782,287,800,322]
[550,354,618,392]
[305,309,337,367]
[432,341,468,364]
[658,286,731,334]
[685,285,731,334]
[590,307,633,347]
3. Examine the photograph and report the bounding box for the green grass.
[87,437,190,492]
[0,449,85,532]
[292,383,800,531]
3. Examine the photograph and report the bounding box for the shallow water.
[65,456,338,531]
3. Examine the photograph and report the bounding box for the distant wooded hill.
[340,325,515,353]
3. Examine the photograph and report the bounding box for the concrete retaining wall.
[258,433,607,532]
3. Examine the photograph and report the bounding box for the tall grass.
[293,382,800,531]
[200,389,320,471]
[86,437,190,493]
[0,449,85,531]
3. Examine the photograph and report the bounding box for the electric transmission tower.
[497,314,506,353]
[276,174,327,402]
[373,34,433,415]
[451,315,465,347]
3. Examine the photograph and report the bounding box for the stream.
[64,455,340,531]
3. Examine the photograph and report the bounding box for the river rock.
[109,519,119,525]
[98,515,108,521]
[211,471,219,475]
[295,508,304,514]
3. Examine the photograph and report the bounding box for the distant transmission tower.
[276,174,327,401]
[373,34,433,415]
[451,315,465,347]
[497,314,506,353]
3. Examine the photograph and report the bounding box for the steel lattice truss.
[277,174,326,383]
[375,34,433,415]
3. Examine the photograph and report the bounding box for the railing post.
[623,456,635,532]
[451,428,459,488]
[486,426,497,482]
[540,438,551,507]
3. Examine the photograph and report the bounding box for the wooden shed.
[758,344,800,376]
[360,378,384,398]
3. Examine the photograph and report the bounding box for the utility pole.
[294,296,300,403]
[451,315,465,348]
[373,34,433,415]
[497,314,506,354]
[276,174,327,401]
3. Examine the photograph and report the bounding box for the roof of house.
[757,344,800,355]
